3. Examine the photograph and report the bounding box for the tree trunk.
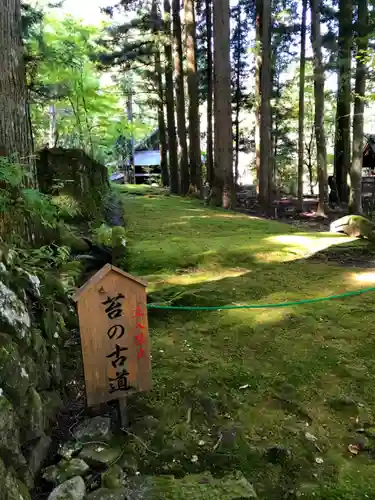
[205,0,214,187]
[185,0,201,193]
[259,0,272,209]
[151,0,169,186]
[334,0,353,203]
[255,0,262,192]
[297,0,307,209]
[349,0,368,214]
[164,0,179,193]
[173,0,189,194]
[0,0,34,180]
[234,6,241,187]
[155,52,169,187]
[310,0,328,216]
[211,0,235,208]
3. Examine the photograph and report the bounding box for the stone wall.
[0,249,73,500]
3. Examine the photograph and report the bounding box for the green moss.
[119,193,375,498]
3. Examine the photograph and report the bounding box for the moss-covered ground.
[119,185,375,499]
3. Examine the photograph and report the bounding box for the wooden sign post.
[74,264,152,419]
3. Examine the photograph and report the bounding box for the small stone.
[73,417,112,443]
[102,464,124,489]
[305,432,317,442]
[79,444,122,468]
[266,446,292,464]
[58,441,83,460]
[85,488,127,500]
[315,457,324,464]
[47,476,86,500]
[119,456,138,475]
[43,458,90,484]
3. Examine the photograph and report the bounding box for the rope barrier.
[147,286,375,311]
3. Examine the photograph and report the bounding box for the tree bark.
[155,52,169,187]
[349,0,368,214]
[164,0,179,193]
[255,0,262,192]
[211,0,235,208]
[173,0,189,194]
[48,103,57,148]
[185,0,201,193]
[152,0,169,186]
[205,0,214,187]
[233,5,242,187]
[259,0,272,209]
[297,0,307,209]
[310,0,328,216]
[0,0,34,181]
[334,0,353,203]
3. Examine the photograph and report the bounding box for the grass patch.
[122,190,375,499]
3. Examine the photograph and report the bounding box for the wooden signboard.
[73,264,152,407]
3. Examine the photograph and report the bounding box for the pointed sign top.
[73,264,147,303]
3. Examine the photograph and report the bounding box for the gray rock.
[73,417,112,443]
[47,476,86,500]
[28,434,52,478]
[43,458,90,484]
[0,457,31,500]
[0,395,25,467]
[102,464,124,489]
[0,335,33,404]
[22,388,45,440]
[85,488,127,500]
[79,444,122,468]
[59,441,84,460]
[0,280,31,341]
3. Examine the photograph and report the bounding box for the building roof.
[129,150,161,167]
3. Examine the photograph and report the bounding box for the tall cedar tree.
[334,0,353,203]
[212,0,235,208]
[205,0,214,187]
[255,0,262,190]
[231,2,250,187]
[152,0,169,186]
[0,0,34,180]
[164,0,179,193]
[350,0,368,213]
[173,0,189,194]
[259,0,272,208]
[185,0,202,193]
[298,0,308,206]
[311,0,328,215]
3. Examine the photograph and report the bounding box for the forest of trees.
[1,0,375,215]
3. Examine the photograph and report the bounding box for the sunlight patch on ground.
[350,271,375,284]
[147,268,250,290]
[266,233,355,257]
[224,306,288,326]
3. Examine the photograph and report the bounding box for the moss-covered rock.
[102,464,124,489]
[0,395,25,467]
[43,458,90,484]
[330,215,375,240]
[79,444,122,468]
[47,476,86,500]
[73,417,112,443]
[21,388,45,440]
[85,488,127,500]
[0,335,35,404]
[0,459,31,500]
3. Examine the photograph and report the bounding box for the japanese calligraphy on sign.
[73,264,152,406]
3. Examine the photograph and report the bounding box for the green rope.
[147,286,375,311]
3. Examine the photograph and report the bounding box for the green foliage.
[0,158,58,240]
[93,223,127,248]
